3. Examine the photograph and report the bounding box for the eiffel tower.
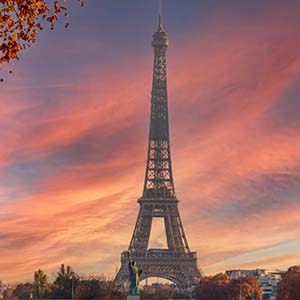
[114,15,202,287]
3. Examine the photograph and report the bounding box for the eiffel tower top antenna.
[158,0,163,30]
[159,0,162,16]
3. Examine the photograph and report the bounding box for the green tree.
[52,264,77,299]
[33,269,48,299]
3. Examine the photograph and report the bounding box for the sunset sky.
[1,0,300,283]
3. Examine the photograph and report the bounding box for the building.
[259,270,285,300]
[226,269,286,300]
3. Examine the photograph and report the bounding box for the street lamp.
[71,275,75,300]
[252,285,256,300]
[239,270,242,300]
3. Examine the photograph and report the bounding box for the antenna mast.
[159,0,162,17]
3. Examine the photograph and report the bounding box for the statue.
[128,260,143,295]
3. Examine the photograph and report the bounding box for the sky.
[0,0,300,283]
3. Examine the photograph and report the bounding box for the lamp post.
[239,270,242,300]
[71,275,75,300]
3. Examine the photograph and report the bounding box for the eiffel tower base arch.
[114,251,201,288]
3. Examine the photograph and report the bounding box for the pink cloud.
[1,7,300,282]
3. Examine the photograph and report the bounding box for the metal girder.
[114,16,202,288]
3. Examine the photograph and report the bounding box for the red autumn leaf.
[0,0,85,65]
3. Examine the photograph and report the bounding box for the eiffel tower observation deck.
[114,15,202,287]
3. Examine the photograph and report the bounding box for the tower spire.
[158,0,163,31]
[158,14,163,31]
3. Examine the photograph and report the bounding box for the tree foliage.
[75,275,124,300]
[6,264,126,300]
[3,287,14,300]
[196,273,232,300]
[196,273,262,300]
[230,276,262,300]
[52,264,78,299]
[33,269,48,299]
[0,0,84,64]
[277,265,300,300]
[141,283,175,300]
[12,283,33,299]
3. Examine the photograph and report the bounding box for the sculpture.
[128,260,142,295]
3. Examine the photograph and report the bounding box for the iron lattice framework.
[114,16,202,287]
